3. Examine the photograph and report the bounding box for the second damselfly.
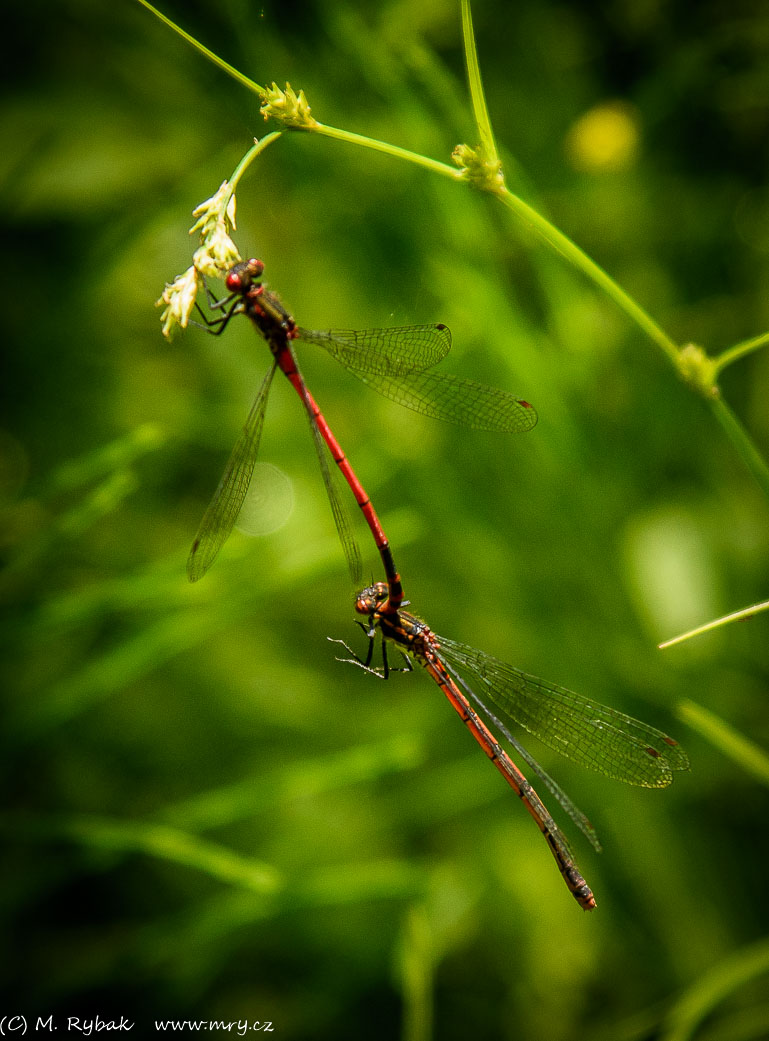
[333,582,689,909]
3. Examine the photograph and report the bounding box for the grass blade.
[460,0,498,164]
[659,599,769,649]
[677,700,769,788]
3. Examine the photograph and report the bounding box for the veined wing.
[440,654,603,852]
[301,325,535,433]
[348,369,537,433]
[298,324,451,377]
[435,636,689,786]
[303,400,363,585]
[187,363,277,582]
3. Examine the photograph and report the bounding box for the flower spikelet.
[452,143,505,194]
[157,266,200,340]
[156,182,242,338]
[260,82,318,129]
[189,181,241,276]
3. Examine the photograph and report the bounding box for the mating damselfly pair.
[178,256,687,908]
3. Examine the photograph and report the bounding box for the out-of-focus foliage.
[2,1,769,1038]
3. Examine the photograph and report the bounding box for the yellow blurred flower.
[565,102,640,172]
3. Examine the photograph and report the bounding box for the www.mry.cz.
[155,1021,275,1034]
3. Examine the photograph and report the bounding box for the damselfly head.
[354,583,389,616]
[226,258,265,293]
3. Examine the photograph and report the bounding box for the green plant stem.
[458,3,681,371]
[495,188,680,364]
[8,813,282,893]
[460,0,497,164]
[313,123,462,181]
[228,132,282,194]
[708,394,769,498]
[660,598,769,648]
[400,906,433,1041]
[677,701,769,787]
[493,186,769,497]
[713,329,769,376]
[662,937,769,1041]
[136,0,265,98]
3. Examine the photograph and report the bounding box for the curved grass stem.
[713,329,769,376]
[228,132,283,194]
[135,0,265,99]
[313,123,462,182]
[708,395,769,499]
[460,0,498,165]
[676,701,769,787]
[494,188,680,363]
[660,599,769,649]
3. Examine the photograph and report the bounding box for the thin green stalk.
[494,188,680,363]
[456,0,679,362]
[228,131,282,195]
[400,906,434,1041]
[708,394,769,498]
[136,1,459,182]
[313,123,462,181]
[660,599,769,649]
[460,0,498,164]
[8,814,282,893]
[135,0,731,378]
[136,0,264,98]
[662,938,769,1041]
[676,701,769,787]
[713,328,769,376]
[456,2,769,497]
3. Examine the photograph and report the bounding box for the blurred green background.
[3,0,769,1037]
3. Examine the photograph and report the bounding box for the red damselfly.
[333,582,689,909]
[188,259,537,608]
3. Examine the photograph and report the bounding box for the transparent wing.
[186,363,277,582]
[300,324,535,432]
[441,656,603,851]
[303,402,363,585]
[436,636,689,786]
[298,324,452,377]
[353,370,538,432]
